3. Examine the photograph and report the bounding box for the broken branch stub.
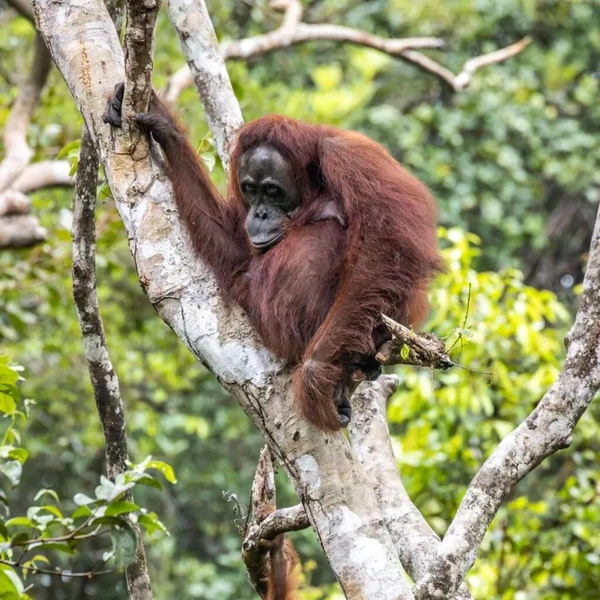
[378,314,453,370]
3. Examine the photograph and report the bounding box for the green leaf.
[105,501,139,517]
[71,505,93,520]
[22,554,50,572]
[7,449,27,465]
[97,181,112,200]
[400,344,411,361]
[57,140,80,158]
[134,475,162,491]
[138,512,168,537]
[0,366,19,387]
[0,569,23,598]
[147,461,177,484]
[34,489,59,504]
[90,516,127,527]
[68,156,79,177]
[5,517,32,528]
[41,505,63,519]
[110,524,138,572]
[0,393,16,416]
[28,542,75,555]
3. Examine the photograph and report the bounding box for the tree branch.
[378,315,454,370]
[72,128,129,480]
[0,18,52,250]
[7,160,74,194]
[0,33,52,193]
[220,1,444,60]
[402,37,532,91]
[0,160,71,250]
[258,504,309,538]
[0,215,46,249]
[71,126,152,600]
[166,0,244,168]
[349,377,472,600]
[0,190,30,217]
[413,204,600,598]
[122,0,160,143]
[165,0,528,104]
[72,124,154,600]
[242,446,278,598]
[241,447,309,598]
[70,0,157,592]
[4,0,34,22]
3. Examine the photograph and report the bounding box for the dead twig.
[378,314,454,370]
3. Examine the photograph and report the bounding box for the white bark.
[33,1,413,597]
[8,160,73,194]
[0,190,30,217]
[349,377,472,600]
[0,34,51,193]
[0,215,47,248]
[166,0,244,168]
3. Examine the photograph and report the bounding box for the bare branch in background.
[0,191,30,217]
[402,37,532,91]
[222,0,444,59]
[7,160,74,194]
[4,0,34,21]
[0,34,51,193]
[0,160,71,250]
[0,215,46,249]
[0,186,49,251]
[165,0,529,104]
[0,8,52,249]
[72,126,154,600]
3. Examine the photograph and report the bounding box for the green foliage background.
[0,0,599,598]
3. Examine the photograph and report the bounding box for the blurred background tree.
[0,0,598,598]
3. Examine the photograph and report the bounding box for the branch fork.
[31,0,600,599]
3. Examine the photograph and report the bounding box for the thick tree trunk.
[32,1,413,597]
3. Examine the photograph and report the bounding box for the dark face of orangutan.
[238,144,301,251]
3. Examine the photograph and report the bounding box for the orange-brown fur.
[263,534,299,600]
[146,99,443,430]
